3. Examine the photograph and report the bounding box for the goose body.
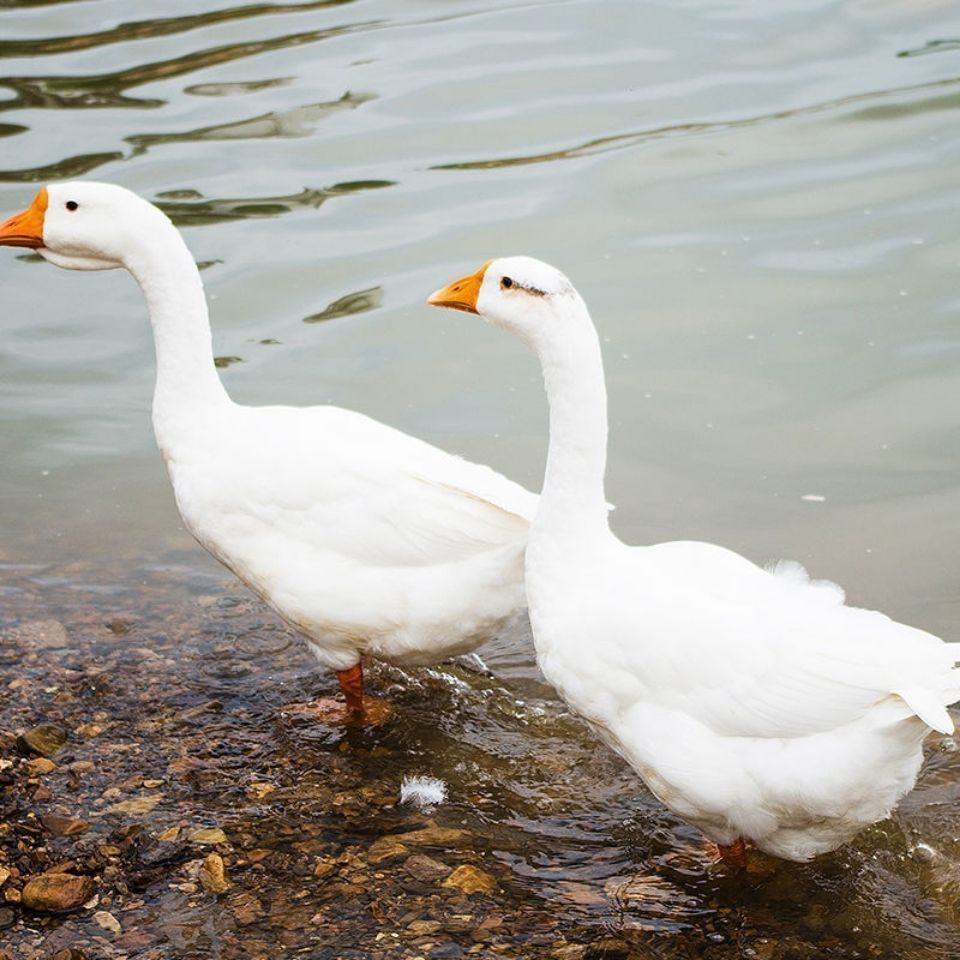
[429,256,960,861]
[163,400,534,671]
[0,183,536,712]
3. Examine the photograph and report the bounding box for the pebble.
[21,872,96,913]
[16,722,68,758]
[441,865,497,896]
[23,757,57,776]
[246,782,276,800]
[0,867,9,888]
[107,795,163,815]
[229,891,264,925]
[427,944,464,959]
[75,722,105,739]
[404,854,452,882]
[41,815,91,837]
[93,909,122,935]
[199,853,231,894]
[368,824,471,864]
[8,619,69,650]
[0,908,13,929]
[65,760,95,774]
[189,827,228,845]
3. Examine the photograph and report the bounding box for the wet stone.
[229,891,265,926]
[369,824,471,864]
[16,722,68,757]
[199,853,231,894]
[442,864,497,896]
[428,945,465,959]
[583,939,632,960]
[92,909,121,935]
[75,722,104,739]
[8,619,69,650]
[21,872,96,913]
[189,827,228,845]
[0,907,13,929]
[23,757,57,776]
[107,795,162,815]
[405,853,453,882]
[41,814,91,837]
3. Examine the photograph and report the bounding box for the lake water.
[3,0,960,956]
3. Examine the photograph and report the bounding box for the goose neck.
[123,222,230,429]
[531,296,610,545]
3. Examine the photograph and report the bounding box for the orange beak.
[0,187,48,248]
[427,260,491,314]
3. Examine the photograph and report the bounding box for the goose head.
[0,181,171,271]
[427,256,578,347]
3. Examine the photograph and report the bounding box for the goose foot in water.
[711,837,748,869]
[282,664,393,726]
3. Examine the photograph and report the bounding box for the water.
[3,0,960,955]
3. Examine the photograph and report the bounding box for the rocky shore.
[2,555,959,959]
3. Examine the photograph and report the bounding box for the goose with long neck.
[0,183,539,721]
[429,256,960,862]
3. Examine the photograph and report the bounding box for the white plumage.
[0,183,537,714]
[429,255,960,862]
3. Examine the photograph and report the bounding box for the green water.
[3,0,960,955]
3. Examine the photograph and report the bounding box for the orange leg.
[715,837,748,868]
[280,661,390,727]
[337,663,364,717]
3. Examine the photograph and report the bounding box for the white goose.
[428,256,960,862]
[0,183,537,721]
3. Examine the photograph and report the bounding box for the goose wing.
[602,541,959,738]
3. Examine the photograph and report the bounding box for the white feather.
[400,775,448,811]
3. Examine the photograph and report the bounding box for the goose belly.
[607,702,929,862]
[171,478,527,671]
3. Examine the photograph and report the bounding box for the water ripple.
[0,0,355,59]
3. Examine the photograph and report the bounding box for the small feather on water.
[400,775,447,811]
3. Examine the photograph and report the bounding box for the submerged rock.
[93,909,121,935]
[21,872,95,913]
[107,795,163,816]
[23,757,57,776]
[442,864,497,895]
[404,853,452,882]
[229,891,265,926]
[199,853,231,894]
[16,722,68,758]
[189,827,228,846]
[41,814,90,837]
[8,619,69,650]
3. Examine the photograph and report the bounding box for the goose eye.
[501,277,513,289]
[65,201,79,211]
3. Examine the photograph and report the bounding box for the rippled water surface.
[4,0,960,956]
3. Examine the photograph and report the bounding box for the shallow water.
[3,0,960,956]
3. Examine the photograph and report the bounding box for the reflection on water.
[0,1,354,59]
[304,285,382,324]
[155,181,393,227]
[3,0,960,955]
[127,92,374,151]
